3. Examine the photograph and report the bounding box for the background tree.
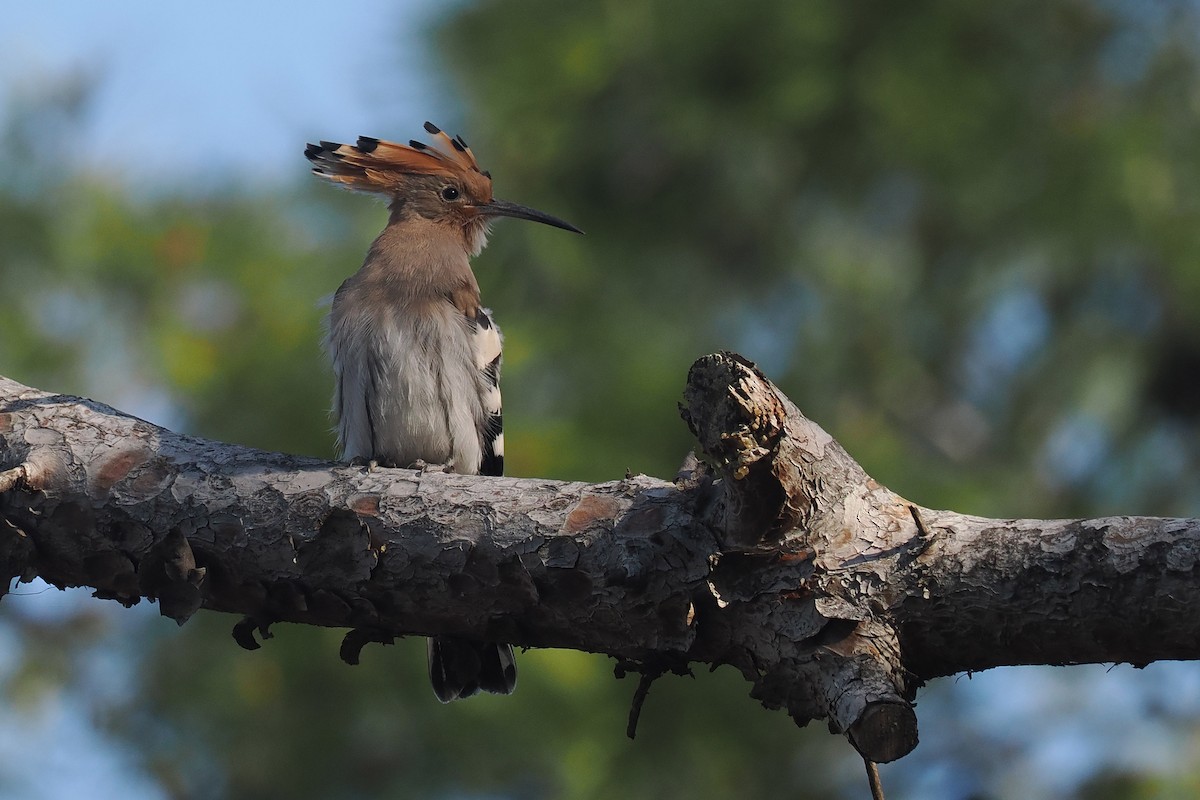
[3,0,1200,797]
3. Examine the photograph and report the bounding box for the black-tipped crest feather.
[304,123,489,196]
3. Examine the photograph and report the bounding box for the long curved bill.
[481,198,584,234]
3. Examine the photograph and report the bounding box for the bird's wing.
[472,306,504,477]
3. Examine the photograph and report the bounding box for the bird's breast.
[329,298,487,473]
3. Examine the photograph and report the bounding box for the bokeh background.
[3,0,1200,797]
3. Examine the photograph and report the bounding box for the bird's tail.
[426,636,517,702]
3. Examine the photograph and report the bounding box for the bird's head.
[306,122,581,255]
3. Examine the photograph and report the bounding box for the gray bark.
[1,352,1197,764]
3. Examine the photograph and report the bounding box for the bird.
[305,122,582,702]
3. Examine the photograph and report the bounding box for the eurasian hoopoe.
[306,122,581,702]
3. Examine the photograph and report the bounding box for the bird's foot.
[347,456,379,473]
[407,459,454,474]
[348,456,399,473]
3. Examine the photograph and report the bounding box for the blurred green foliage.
[4,0,1200,798]
[444,0,1200,520]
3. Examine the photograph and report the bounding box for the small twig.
[0,465,28,494]
[908,504,929,538]
[864,758,885,800]
[615,659,680,739]
[626,670,658,739]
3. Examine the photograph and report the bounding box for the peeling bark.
[2,354,1198,765]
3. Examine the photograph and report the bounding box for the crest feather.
[305,121,490,196]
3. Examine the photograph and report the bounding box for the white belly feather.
[329,299,491,474]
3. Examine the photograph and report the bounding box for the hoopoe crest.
[306,121,580,256]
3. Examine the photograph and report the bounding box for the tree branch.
[2,354,1198,765]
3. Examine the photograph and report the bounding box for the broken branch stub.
[682,352,920,762]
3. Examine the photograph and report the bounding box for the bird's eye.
[440,186,460,201]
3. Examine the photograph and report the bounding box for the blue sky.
[1,0,450,188]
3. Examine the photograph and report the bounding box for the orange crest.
[305,121,493,201]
